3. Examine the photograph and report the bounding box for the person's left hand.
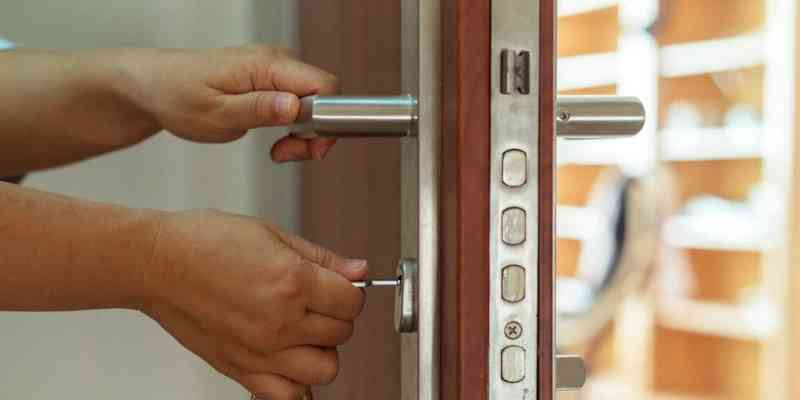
[122,46,339,162]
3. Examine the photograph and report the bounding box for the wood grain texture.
[299,2,403,400]
[538,0,556,399]
[440,2,491,400]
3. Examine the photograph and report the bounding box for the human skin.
[0,46,363,399]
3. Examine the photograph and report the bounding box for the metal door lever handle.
[291,95,418,138]
[556,95,645,139]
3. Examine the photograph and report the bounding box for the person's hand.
[138,210,367,399]
[125,46,339,162]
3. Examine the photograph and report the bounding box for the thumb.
[268,226,369,281]
[219,91,300,131]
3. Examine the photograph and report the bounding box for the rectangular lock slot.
[499,50,531,96]
[514,51,530,94]
[500,50,513,94]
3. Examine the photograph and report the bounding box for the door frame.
[439,1,556,400]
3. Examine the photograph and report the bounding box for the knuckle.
[317,247,337,268]
[253,92,276,123]
[256,317,290,343]
[334,321,355,344]
[315,351,340,385]
[343,291,366,320]
[221,341,265,373]
[277,266,309,303]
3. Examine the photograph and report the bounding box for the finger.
[270,135,314,163]
[265,56,339,97]
[269,227,368,281]
[219,91,300,131]
[267,346,339,386]
[306,262,365,320]
[245,373,307,400]
[297,313,355,347]
[271,136,338,163]
[309,138,338,159]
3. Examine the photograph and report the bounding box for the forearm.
[0,183,156,311]
[0,49,159,176]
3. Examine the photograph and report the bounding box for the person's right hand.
[137,209,367,399]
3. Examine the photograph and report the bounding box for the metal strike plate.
[555,355,586,391]
[556,95,646,139]
[290,95,418,138]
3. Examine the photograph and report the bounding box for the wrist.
[77,48,163,141]
[121,207,168,313]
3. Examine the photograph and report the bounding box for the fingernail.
[275,93,296,122]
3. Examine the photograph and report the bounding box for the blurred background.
[1,1,800,400]
[555,0,799,399]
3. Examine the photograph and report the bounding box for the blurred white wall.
[0,1,300,399]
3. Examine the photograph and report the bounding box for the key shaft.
[352,278,401,288]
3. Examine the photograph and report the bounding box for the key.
[352,278,401,288]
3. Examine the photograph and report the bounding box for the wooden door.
[299,1,557,400]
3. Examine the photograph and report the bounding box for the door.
[297,1,641,400]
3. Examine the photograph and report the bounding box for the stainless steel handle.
[556,95,646,139]
[291,95,418,138]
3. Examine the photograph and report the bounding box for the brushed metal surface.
[556,95,645,139]
[501,265,526,303]
[501,346,527,383]
[400,1,439,400]
[502,149,528,188]
[501,207,527,245]
[490,0,540,399]
[291,95,417,138]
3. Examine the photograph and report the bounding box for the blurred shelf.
[660,33,764,78]
[661,127,763,161]
[557,138,629,166]
[582,374,725,400]
[556,205,606,240]
[663,213,769,252]
[558,52,618,91]
[558,0,617,18]
[655,298,778,341]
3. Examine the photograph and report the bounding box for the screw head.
[557,111,571,122]
[504,321,523,340]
